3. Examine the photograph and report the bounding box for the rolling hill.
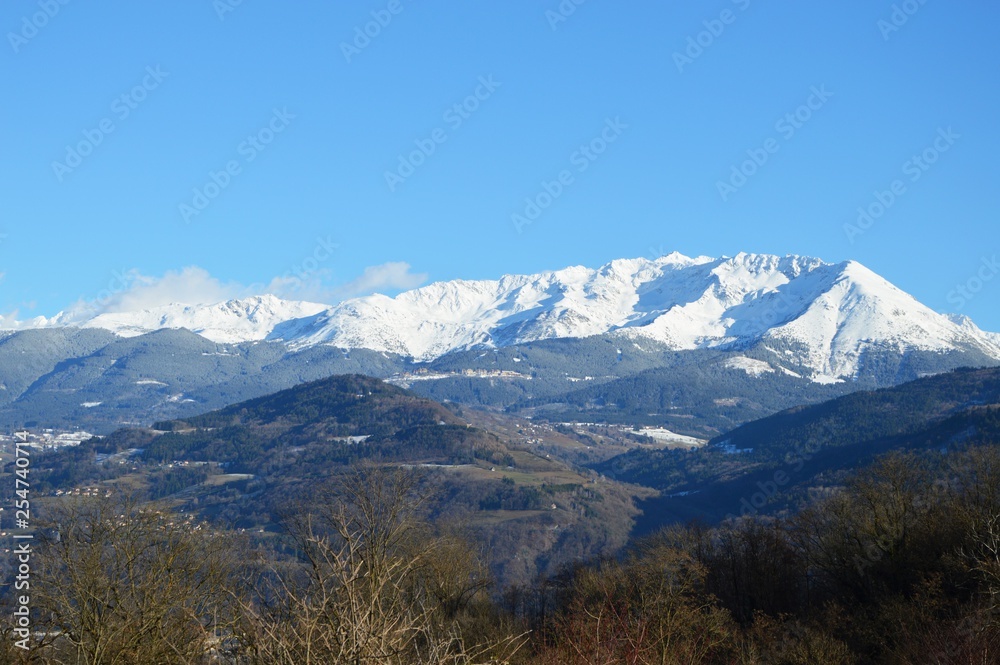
[23,374,648,585]
[599,366,1000,531]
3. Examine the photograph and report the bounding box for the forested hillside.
[16,374,645,587]
[599,367,1000,529]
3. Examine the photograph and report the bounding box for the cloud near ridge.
[332,262,429,299]
[0,263,430,328]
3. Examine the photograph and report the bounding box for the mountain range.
[2,252,998,433]
[9,252,1000,382]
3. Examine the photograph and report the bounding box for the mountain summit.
[9,253,1000,383]
[80,295,328,344]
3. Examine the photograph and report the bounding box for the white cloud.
[249,270,338,305]
[334,262,428,298]
[255,262,427,302]
[1,262,428,329]
[99,263,426,311]
[0,307,60,330]
[104,267,244,313]
[22,267,251,325]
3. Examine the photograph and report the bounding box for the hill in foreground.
[25,374,647,585]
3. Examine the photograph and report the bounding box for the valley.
[4,253,1000,662]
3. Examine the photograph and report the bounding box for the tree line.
[5,445,1000,663]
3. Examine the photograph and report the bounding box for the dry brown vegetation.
[5,448,1000,664]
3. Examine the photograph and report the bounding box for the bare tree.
[230,466,524,664]
[32,495,236,665]
[539,542,736,665]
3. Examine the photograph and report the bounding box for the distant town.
[0,428,96,452]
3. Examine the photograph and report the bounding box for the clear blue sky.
[2,1,998,329]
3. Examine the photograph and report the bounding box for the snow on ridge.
[764,261,1000,378]
[5,253,1000,382]
[80,295,330,344]
[723,356,775,377]
[298,253,1000,376]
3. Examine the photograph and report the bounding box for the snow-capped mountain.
[9,253,1000,383]
[81,295,329,344]
[273,252,1000,381]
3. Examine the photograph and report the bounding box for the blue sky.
[2,0,998,329]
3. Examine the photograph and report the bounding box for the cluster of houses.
[53,487,113,498]
[0,428,96,452]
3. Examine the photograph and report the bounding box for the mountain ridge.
[4,253,999,384]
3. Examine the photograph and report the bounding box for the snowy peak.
[7,252,1000,383]
[80,295,329,344]
[762,261,982,380]
[293,253,1000,377]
